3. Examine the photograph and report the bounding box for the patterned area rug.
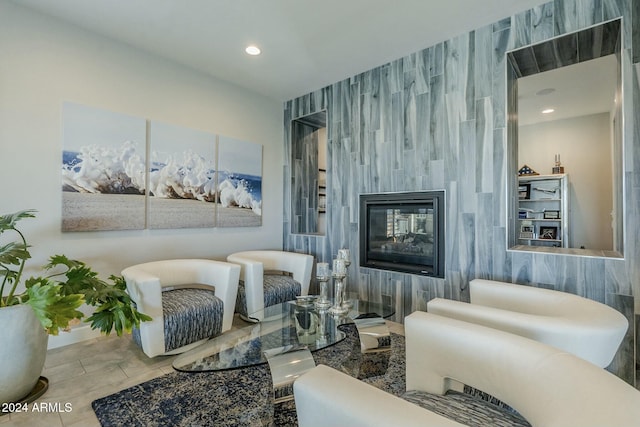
[92,324,530,427]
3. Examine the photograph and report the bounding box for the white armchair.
[121,259,240,358]
[427,278,628,367]
[227,250,313,321]
[294,312,640,427]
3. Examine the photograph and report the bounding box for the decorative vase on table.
[294,299,319,345]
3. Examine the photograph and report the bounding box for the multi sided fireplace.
[359,191,445,278]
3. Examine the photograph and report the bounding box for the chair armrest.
[282,252,313,296]
[427,297,573,347]
[121,267,165,357]
[449,279,628,367]
[294,365,463,427]
[228,251,312,289]
[469,279,569,314]
[197,260,240,332]
[226,254,265,318]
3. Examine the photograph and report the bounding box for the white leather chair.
[294,312,640,427]
[226,250,313,321]
[426,278,628,367]
[121,259,240,358]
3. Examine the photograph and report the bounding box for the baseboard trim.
[47,325,103,349]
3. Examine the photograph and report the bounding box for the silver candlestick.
[315,262,331,309]
[337,249,353,308]
[328,259,348,316]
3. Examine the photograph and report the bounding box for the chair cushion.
[133,288,224,353]
[401,390,530,427]
[263,274,301,307]
[235,274,301,318]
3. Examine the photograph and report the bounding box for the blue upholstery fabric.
[402,390,530,427]
[235,274,301,318]
[133,288,224,353]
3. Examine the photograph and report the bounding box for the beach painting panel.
[62,102,146,231]
[147,121,217,229]
[217,136,262,227]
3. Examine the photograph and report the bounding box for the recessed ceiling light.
[245,45,261,56]
[542,108,555,114]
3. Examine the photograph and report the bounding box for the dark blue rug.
[92,324,401,427]
[92,324,529,427]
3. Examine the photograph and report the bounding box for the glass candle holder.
[329,259,348,315]
[328,275,348,316]
[315,262,331,309]
[337,249,352,308]
[294,304,319,345]
[337,249,350,265]
[317,262,330,279]
[332,258,346,277]
[317,309,329,344]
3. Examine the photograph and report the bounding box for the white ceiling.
[13,0,549,101]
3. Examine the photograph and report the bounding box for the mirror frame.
[506,18,624,258]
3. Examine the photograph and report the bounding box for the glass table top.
[172,297,394,373]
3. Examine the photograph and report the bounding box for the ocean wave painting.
[61,103,146,231]
[61,103,263,231]
[62,141,146,195]
[217,136,263,227]
[218,172,262,214]
[147,121,217,229]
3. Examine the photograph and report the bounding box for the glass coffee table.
[172,297,394,373]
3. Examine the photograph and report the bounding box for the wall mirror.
[290,110,327,235]
[507,19,623,256]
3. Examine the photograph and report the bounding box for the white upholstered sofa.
[294,311,640,427]
[426,279,628,367]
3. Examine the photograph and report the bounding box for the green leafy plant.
[0,209,150,335]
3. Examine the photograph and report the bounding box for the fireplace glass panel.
[359,191,444,278]
[367,207,434,265]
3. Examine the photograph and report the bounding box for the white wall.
[0,3,283,308]
[519,113,613,250]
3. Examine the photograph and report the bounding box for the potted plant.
[0,209,150,405]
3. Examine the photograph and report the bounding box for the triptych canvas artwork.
[61,102,262,231]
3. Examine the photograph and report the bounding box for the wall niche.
[290,111,327,236]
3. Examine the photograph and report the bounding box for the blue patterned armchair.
[227,250,313,322]
[121,259,240,358]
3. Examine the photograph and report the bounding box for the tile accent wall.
[283,0,639,384]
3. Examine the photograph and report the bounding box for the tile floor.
[1,318,405,427]
[2,331,174,427]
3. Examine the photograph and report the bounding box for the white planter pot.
[0,304,48,404]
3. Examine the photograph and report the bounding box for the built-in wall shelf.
[518,174,569,248]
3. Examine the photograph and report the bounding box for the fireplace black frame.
[359,191,445,278]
